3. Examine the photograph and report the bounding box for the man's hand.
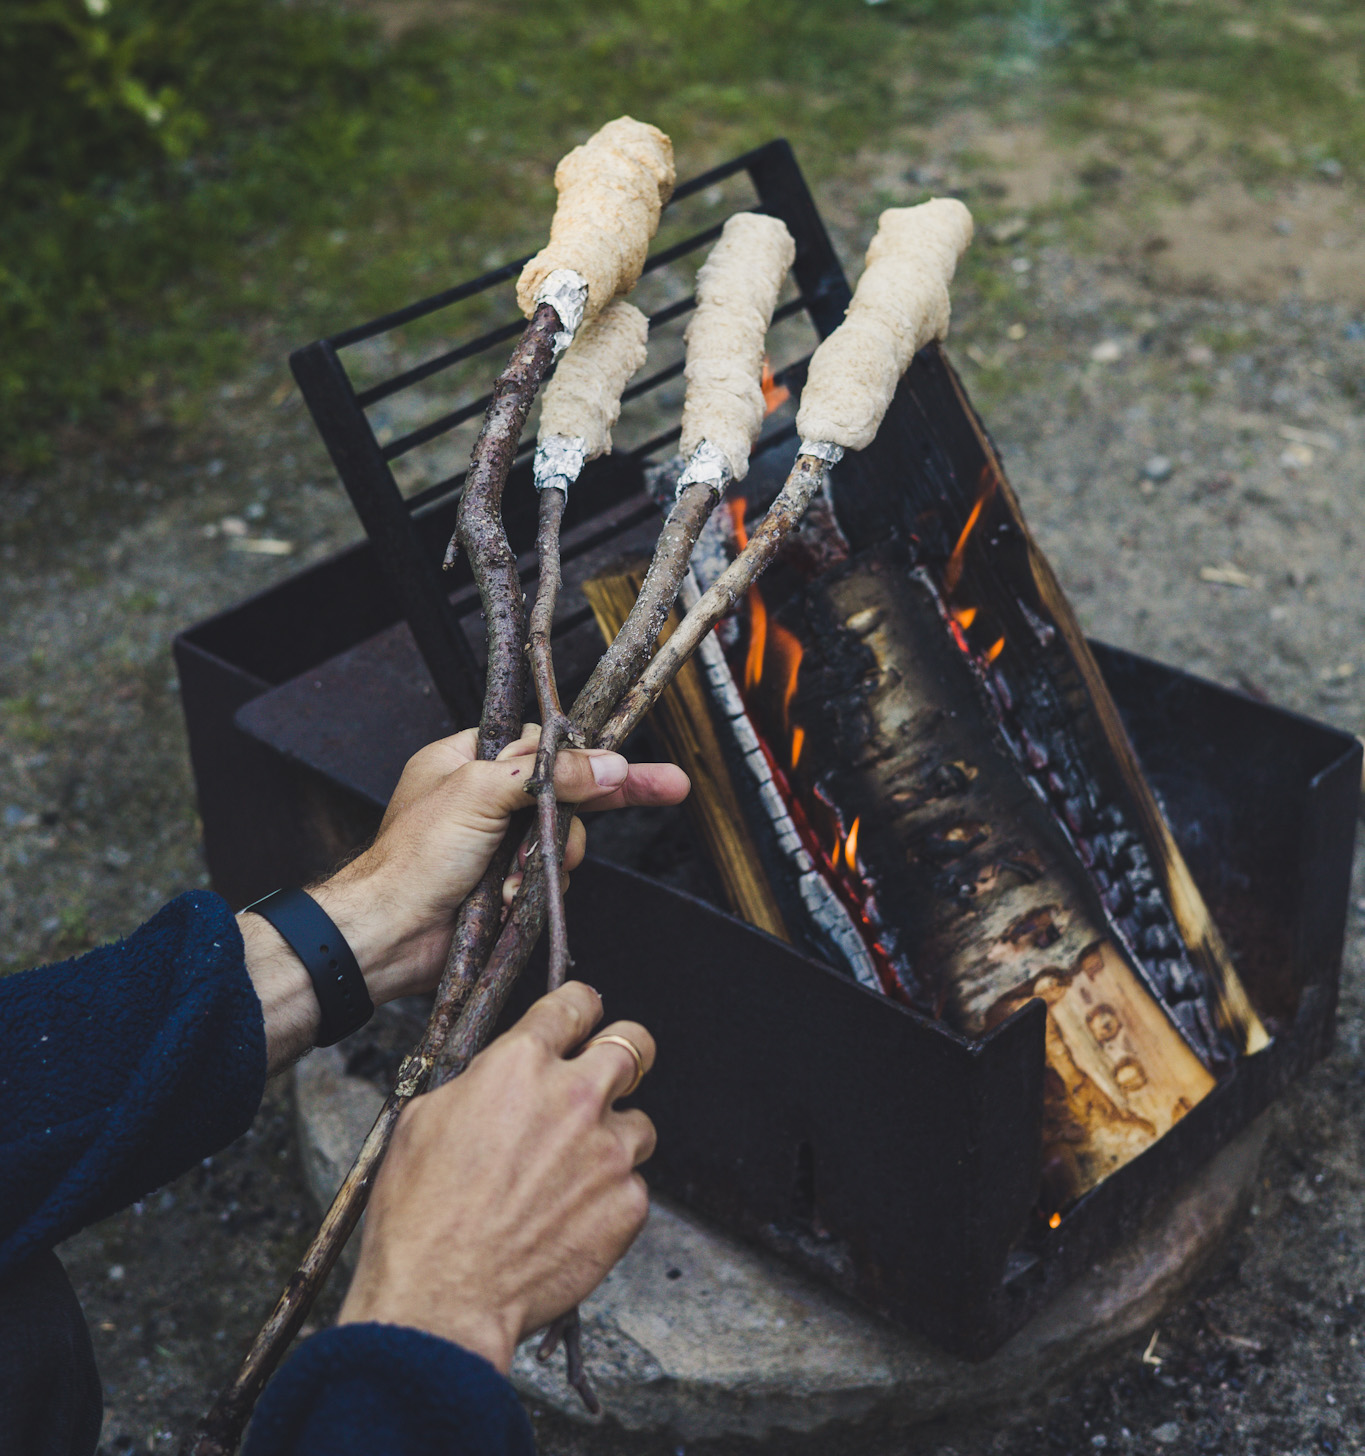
[338,982,655,1371]
[241,727,688,1070]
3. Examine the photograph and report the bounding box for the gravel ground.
[2,176,1363,1454]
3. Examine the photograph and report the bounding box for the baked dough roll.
[517,118,675,323]
[538,301,650,459]
[679,212,796,482]
[796,198,974,452]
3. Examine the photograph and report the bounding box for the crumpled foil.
[533,435,587,493]
[535,269,589,356]
[676,439,732,495]
[798,440,845,464]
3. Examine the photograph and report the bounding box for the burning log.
[788,547,1215,1207]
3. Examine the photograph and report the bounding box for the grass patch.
[4,0,1361,468]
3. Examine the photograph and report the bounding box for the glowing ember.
[952,606,977,629]
[790,725,805,768]
[986,636,1005,664]
[1049,1212,1062,1230]
[760,355,791,415]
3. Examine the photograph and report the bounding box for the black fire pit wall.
[173,142,1361,1360]
[531,651,1358,1358]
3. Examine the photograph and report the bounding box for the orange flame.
[844,816,860,872]
[790,725,805,769]
[943,470,999,595]
[761,355,790,415]
[986,636,1005,663]
[952,606,977,630]
[745,587,768,692]
[727,500,768,690]
[728,498,749,550]
[768,621,803,728]
[1049,1211,1062,1230]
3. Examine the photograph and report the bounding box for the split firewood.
[582,562,789,938]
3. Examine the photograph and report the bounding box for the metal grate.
[289,139,852,722]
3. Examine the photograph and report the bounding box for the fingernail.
[589,752,628,788]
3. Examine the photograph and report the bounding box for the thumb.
[551,749,629,806]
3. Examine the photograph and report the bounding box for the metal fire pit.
[174,142,1361,1360]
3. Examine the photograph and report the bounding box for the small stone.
[1317,158,1343,180]
[1184,343,1214,366]
[219,516,248,537]
[102,847,132,869]
[1279,442,1314,470]
[989,217,1028,246]
[1006,322,1027,341]
[107,1265,125,1282]
[1010,256,1032,274]
[244,501,267,521]
[1091,340,1123,363]
[1152,1422,1180,1443]
[1142,455,1173,483]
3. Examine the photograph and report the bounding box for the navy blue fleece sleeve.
[0,891,267,1275]
[245,1324,535,1456]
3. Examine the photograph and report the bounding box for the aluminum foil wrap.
[535,268,590,357]
[798,440,846,465]
[533,435,587,493]
[676,439,732,496]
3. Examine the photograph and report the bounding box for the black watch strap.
[243,888,373,1047]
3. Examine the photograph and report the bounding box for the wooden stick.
[447,301,561,756]
[526,483,576,989]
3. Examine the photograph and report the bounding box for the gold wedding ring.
[583,1033,646,1097]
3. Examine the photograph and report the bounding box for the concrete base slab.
[295,1046,1267,1442]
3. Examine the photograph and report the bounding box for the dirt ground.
[3,135,1364,1454]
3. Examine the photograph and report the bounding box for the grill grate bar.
[355,319,526,408]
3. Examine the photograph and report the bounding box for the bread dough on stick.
[538,301,649,464]
[796,198,974,452]
[517,118,675,324]
[678,212,796,482]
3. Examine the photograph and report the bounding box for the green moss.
[1,693,52,747]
